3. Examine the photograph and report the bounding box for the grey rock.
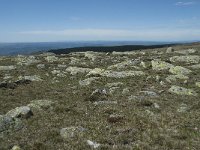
[16,55,40,66]
[166,47,174,53]
[18,75,43,82]
[87,140,101,149]
[89,89,109,102]
[177,104,188,113]
[66,67,92,75]
[140,91,159,97]
[170,55,200,64]
[28,100,54,110]
[0,116,23,133]
[11,146,21,150]
[189,64,200,69]
[37,64,45,69]
[45,56,58,62]
[93,101,117,105]
[151,59,174,71]
[60,126,86,139]
[79,77,99,86]
[0,65,16,71]
[169,66,192,75]
[168,85,197,96]
[175,49,197,55]
[6,106,33,119]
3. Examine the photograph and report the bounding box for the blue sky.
[0,0,200,42]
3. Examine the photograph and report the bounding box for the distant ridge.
[48,44,176,55]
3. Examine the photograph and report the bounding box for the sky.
[0,0,200,42]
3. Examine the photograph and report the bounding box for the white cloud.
[17,28,200,41]
[175,1,195,6]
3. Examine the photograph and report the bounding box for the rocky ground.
[0,43,200,150]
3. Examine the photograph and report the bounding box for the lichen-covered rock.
[16,55,40,66]
[189,64,200,69]
[101,70,145,78]
[166,47,174,53]
[177,104,188,113]
[140,91,158,97]
[60,126,86,139]
[89,89,109,102]
[37,64,45,69]
[66,67,92,75]
[28,100,54,110]
[169,66,192,75]
[175,49,197,55]
[11,145,21,150]
[79,77,99,86]
[0,65,16,71]
[107,59,140,70]
[86,68,105,77]
[6,106,33,119]
[84,51,98,61]
[196,82,200,88]
[105,82,124,88]
[168,85,197,96]
[112,51,136,55]
[87,140,101,149]
[0,116,23,133]
[151,59,174,71]
[18,75,43,81]
[45,56,58,62]
[170,55,200,64]
[166,74,189,83]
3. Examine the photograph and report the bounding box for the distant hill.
[48,44,176,54]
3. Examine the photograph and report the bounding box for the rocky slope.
[0,43,200,150]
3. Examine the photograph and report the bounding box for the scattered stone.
[122,88,130,95]
[128,95,145,101]
[196,82,200,88]
[108,114,124,123]
[101,70,145,78]
[166,47,174,53]
[0,65,16,71]
[86,68,105,77]
[153,103,160,109]
[93,101,117,105]
[177,104,188,113]
[175,49,197,55]
[45,56,58,62]
[28,100,54,110]
[11,145,21,150]
[60,126,86,139]
[107,59,140,70]
[140,91,158,97]
[18,75,43,82]
[66,67,92,75]
[170,55,200,64]
[84,51,98,61]
[189,64,200,69]
[166,74,189,83]
[105,82,124,88]
[37,64,45,69]
[112,51,136,55]
[6,106,33,119]
[169,66,192,75]
[87,140,101,149]
[79,77,99,86]
[0,116,23,133]
[16,55,40,66]
[89,89,109,102]
[57,64,67,68]
[168,85,197,96]
[151,59,174,71]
